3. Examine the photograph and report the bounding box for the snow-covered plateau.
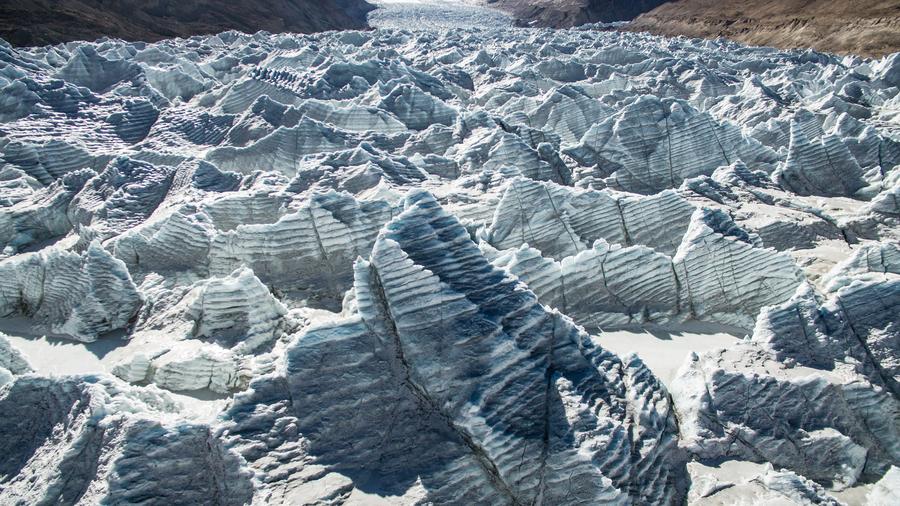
[0,2,899,504]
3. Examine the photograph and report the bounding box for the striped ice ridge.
[208,190,394,308]
[288,143,433,195]
[757,242,900,394]
[184,267,287,354]
[111,267,289,393]
[224,95,406,150]
[205,118,361,176]
[0,168,94,254]
[138,105,236,156]
[0,166,41,207]
[672,207,805,327]
[0,241,141,341]
[454,129,571,184]
[774,121,869,197]
[484,189,804,328]
[672,245,900,491]
[0,333,32,385]
[0,376,253,505]
[68,156,176,243]
[565,96,780,194]
[500,85,610,146]
[0,23,898,505]
[673,340,899,489]
[220,191,683,504]
[483,178,695,259]
[0,138,108,184]
[378,82,458,130]
[111,258,303,395]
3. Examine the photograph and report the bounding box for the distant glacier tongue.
[0,15,898,506]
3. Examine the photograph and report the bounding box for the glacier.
[0,4,898,504]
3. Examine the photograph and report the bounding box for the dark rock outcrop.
[0,0,375,46]
[490,0,900,56]
[488,0,667,27]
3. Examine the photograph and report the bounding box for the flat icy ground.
[369,0,512,29]
[1,8,900,506]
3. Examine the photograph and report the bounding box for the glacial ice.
[566,96,780,194]
[0,241,141,340]
[221,191,682,504]
[0,332,31,385]
[0,13,898,505]
[0,375,253,504]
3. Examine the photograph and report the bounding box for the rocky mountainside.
[487,0,667,27]
[628,0,900,57]
[0,0,375,46]
[488,0,900,56]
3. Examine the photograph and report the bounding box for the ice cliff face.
[0,17,898,505]
[218,191,682,504]
[0,376,253,504]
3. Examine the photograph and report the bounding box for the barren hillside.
[487,0,667,27]
[628,0,900,57]
[488,0,900,56]
[0,0,375,46]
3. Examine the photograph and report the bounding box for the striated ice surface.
[0,8,898,504]
[0,332,31,385]
[0,375,253,504]
[0,241,141,341]
[220,191,682,504]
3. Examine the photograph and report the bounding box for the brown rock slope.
[628,0,900,57]
[487,0,667,27]
[0,0,375,47]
